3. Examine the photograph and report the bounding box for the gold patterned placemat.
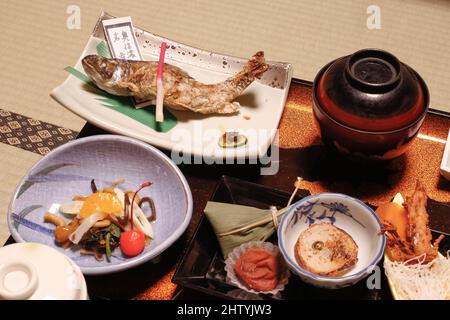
[0,108,78,156]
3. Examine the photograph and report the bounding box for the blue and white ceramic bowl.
[7,135,193,275]
[278,193,385,289]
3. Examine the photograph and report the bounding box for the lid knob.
[0,259,38,300]
[345,49,401,93]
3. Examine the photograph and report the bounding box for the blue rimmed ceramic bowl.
[278,193,385,289]
[7,135,193,275]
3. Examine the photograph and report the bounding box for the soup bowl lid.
[314,49,429,132]
[0,243,88,300]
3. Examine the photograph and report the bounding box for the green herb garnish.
[82,224,122,259]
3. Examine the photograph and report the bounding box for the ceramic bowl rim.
[277,193,386,283]
[312,54,429,135]
[7,135,193,275]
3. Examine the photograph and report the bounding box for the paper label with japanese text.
[102,17,153,108]
[103,16,142,60]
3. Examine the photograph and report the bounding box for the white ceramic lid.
[0,243,88,300]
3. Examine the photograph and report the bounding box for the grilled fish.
[81,52,268,114]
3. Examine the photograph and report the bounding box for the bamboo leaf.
[95,98,177,133]
[204,202,283,257]
[64,66,94,86]
[96,41,111,58]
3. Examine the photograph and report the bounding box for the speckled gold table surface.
[2,0,450,299]
[279,81,450,205]
[69,80,450,300]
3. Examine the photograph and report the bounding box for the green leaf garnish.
[64,67,178,133]
[96,41,111,58]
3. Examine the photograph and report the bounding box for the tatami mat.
[0,144,42,244]
[0,0,449,241]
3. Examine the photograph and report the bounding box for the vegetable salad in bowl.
[44,179,156,260]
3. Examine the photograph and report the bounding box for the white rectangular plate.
[51,12,293,161]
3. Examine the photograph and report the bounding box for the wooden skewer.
[156,42,167,122]
[287,177,303,207]
[217,207,289,237]
[217,177,303,237]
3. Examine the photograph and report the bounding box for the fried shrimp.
[382,181,444,263]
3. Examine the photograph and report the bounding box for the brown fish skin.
[81,52,268,114]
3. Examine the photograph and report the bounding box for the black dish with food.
[173,176,391,300]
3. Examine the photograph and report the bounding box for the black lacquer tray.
[173,176,450,300]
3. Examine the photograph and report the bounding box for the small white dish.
[278,193,385,289]
[0,243,88,300]
[439,129,450,181]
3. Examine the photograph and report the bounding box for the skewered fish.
[82,52,268,114]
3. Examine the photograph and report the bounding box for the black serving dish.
[173,176,450,300]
